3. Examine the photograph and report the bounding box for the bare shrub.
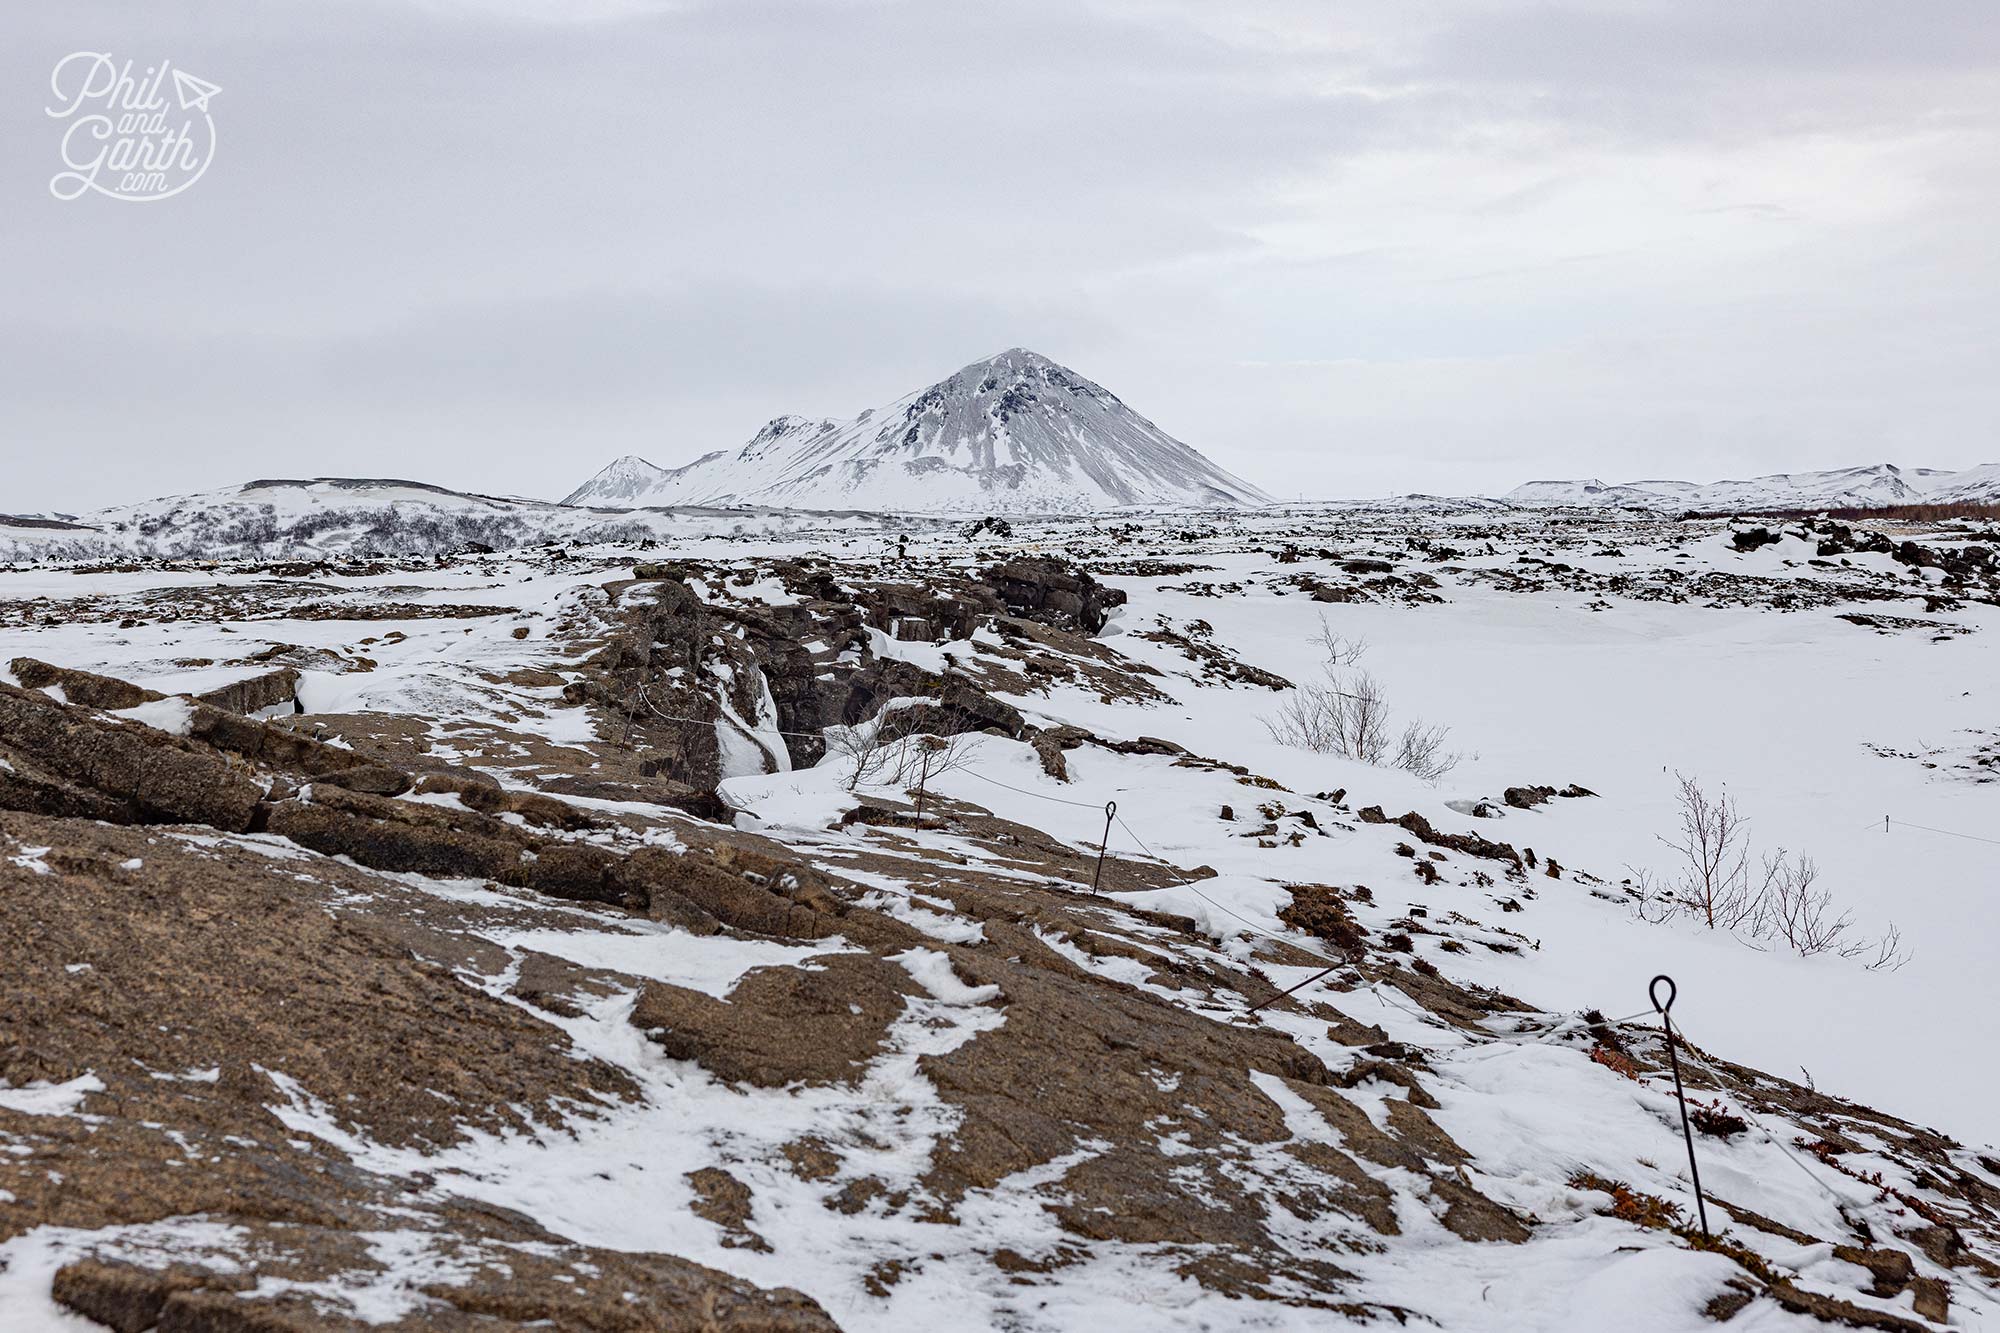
[1631,774,1908,968]
[1626,868,1680,925]
[825,698,922,791]
[1754,852,1848,956]
[899,726,976,813]
[1658,775,1757,930]
[1393,719,1459,783]
[1264,670,1386,761]
[1263,663,1458,780]
[825,698,975,797]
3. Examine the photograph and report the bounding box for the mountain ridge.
[1506,461,2000,511]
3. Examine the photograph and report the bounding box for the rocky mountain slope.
[563,349,1274,514]
[1506,462,2000,512]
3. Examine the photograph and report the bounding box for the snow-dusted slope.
[564,349,1273,514]
[0,478,894,562]
[1505,462,2000,511]
[1922,461,2000,503]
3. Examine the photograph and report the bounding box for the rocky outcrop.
[192,665,301,715]
[51,1243,837,1333]
[1502,783,1597,810]
[1809,518,1997,586]
[979,557,1125,634]
[571,569,1044,792]
[0,682,265,831]
[9,658,408,796]
[1278,886,1369,955]
[1357,805,1523,866]
[0,666,861,944]
[0,809,840,1333]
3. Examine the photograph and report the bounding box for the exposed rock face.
[50,1242,837,1333]
[561,560,1117,795]
[919,928,1530,1267]
[0,810,839,1332]
[0,665,848,937]
[0,681,266,830]
[634,953,924,1087]
[192,665,301,714]
[980,557,1126,633]
[0,669,1532,1320]
[9,658,409,797]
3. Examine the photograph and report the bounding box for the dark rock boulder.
[1503,785,1554,810]
[980,557,1125,634]
[1031,724,1091,781]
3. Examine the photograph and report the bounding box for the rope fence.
[1876,814,2000,848]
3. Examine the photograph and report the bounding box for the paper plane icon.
[171,69,221,112]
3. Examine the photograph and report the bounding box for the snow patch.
[108,696,195,737]
[891,947,1001,1006]
[0,1073,104,1116]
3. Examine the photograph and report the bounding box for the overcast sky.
[5,0,1998,512]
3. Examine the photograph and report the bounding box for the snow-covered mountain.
[1505,462,2000,512]
[1924,461,2000,504]
[564,349,1273,514]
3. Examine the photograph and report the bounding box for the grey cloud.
[2,0,1996,511]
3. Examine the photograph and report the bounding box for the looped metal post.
[1091,801,1118,895]
[1651,972,1709,1237]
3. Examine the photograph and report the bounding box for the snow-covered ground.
[3,504,1994,1331]
[1081,536,1995,1141]
[4,514,1990,1139]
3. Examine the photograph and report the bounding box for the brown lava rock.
[632,952,919,1087]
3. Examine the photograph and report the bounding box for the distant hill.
[1504,462,2000,512]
